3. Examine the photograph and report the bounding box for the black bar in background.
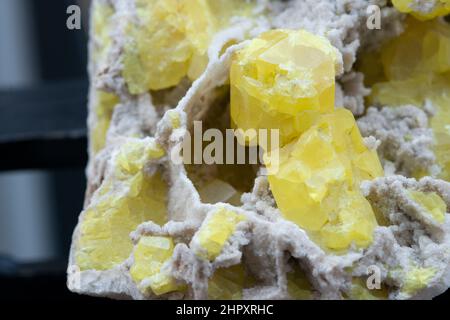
[0,80,88,171]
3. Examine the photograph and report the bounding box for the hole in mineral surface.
[184,86,259,206]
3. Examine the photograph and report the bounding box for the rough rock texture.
[67,0,450,300]
[357,105,438,178]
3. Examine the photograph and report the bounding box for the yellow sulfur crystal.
[265,109,383,251]
[75,140,168,271]
[91,91,119,153]
[231,29,340,146]
[392,0,450,20]
[196,208,246,261]
[208,264,247,300]
[123,0,254,94]
[130,236,182,295]
[402,267,437,296]
[408,190,447,223]
[369,18,450,181]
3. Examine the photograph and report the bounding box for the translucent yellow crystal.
[408,190,447,223]
[91,91,119,153]
[208,264,246,300]
[402,267,437,296]
[196,208,246,260]
[392,0,450,20]
[75,140,168,271]
[231,29,340,146]
[130,236,182,295]
[265,109,383,251]
[369,18,450,181]
[123,0,253,94]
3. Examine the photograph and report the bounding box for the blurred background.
[0,0,93,300]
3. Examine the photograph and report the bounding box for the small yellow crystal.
[369,18,450,181]
[130,236,182,295]
[196,208,246,261]
[408,190,447,223]
[392,0,450,20]
[231,29,340,146]
[265,109,383,250]
[123,0,253,94]
[75,140,168,271]
[402,267,437,296]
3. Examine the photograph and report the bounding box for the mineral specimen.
[68,0,450,301]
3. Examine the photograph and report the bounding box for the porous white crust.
[68,0,450,300]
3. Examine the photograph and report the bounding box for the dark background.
[0,0,91,300]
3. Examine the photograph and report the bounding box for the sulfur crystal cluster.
[68,0,450,300]
[368,18,450,181]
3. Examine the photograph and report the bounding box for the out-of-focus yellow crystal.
[392,0,450,20]
[369,18,450,181]
[208,264,247,300]
[130,236,182,295]
[408,190,447,223]
[265,109,383,251]
[196,208,246,261]
[287,264,313,299]
[123,0,254,94]
[75,140,168,271]
[402,267,437,296]
[231,29,340,146]
[91,91,119,153]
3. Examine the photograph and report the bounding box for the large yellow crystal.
[231,29,340,146]
[195,208,246,261]
[408,190,447,223]
[130,236,182,295]
[369,18,450,181]
[392,0,450,20]
[123,0,253,94]
[265,109,383,251]
[75,140,168,271]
